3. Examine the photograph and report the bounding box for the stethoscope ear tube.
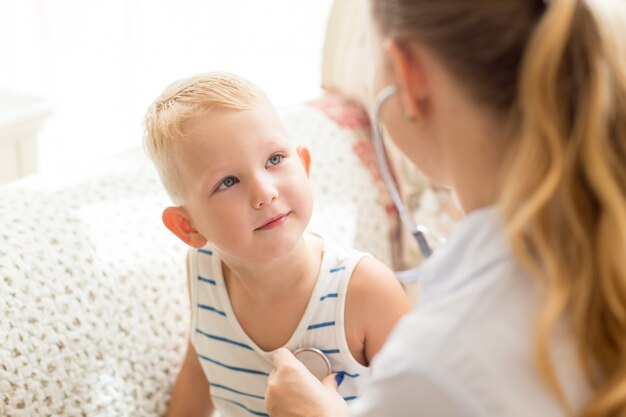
[372,85,434,283]
[394,266,423,284]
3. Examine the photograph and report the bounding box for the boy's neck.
[220,233,323,302]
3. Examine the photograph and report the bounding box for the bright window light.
[0,0,334,173]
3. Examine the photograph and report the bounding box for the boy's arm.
[345,256,412,364]
[166,254,214,417]
[167,342,214,417]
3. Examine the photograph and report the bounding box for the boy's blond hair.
[143,72,270,203]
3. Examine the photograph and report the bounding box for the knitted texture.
[0,150,188,417]
[0,101,395,417]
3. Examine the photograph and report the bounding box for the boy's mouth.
[256,212,290,231]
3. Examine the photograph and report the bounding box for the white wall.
[0,0,334,172]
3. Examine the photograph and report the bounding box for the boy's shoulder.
[316,236,399,293]
[348,255,406,303]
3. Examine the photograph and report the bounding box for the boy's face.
[174,105,313,261]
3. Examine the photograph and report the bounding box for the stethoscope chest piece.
[293,347,331,380]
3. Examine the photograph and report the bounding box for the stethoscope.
[293,86,445,379]
[371,85,446,283]
[293,348,332,380]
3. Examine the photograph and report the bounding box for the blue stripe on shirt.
[198,248,213,255]
[329,266,346,273]
[343,396,358,401]
[212,394,269,416]
[198,276,216,285]
[319,293,338,301]
[197,304,226,316]
[198,354,270,376]
[195,329,253,351]
[307,321,335,330]
[321,348,340,355]
[211,382,265,400]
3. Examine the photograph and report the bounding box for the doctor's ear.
[162,206,207,248]
[296,145,311,177]
[387,40,428,120]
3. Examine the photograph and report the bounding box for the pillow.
[321,0,374,107]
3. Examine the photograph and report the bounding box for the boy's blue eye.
[217,176,238,190]
[266,154,283,167]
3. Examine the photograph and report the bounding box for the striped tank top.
[188,238,371,417]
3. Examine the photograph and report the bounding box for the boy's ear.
[162,206,208,248]
[387,40,427,120]
[296,145,311,177]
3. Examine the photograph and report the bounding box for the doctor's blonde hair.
[143,72,270,203]
[372,0,626,416]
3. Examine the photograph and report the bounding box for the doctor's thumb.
[322,371,343,391]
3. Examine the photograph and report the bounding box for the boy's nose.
[252,176,279,208]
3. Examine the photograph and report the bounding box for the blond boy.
[143,72,410,417]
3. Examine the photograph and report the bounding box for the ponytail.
[501,1,626,415]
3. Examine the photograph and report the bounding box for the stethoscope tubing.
[371,85,433,283]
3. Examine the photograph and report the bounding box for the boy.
[143,72,410,417]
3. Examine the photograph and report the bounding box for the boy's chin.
[252,232,308,260]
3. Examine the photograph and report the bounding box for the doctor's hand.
[265,348,349,417]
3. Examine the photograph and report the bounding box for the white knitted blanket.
[0,104,394,417]
[0,149,188,417]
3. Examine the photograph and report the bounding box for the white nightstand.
[0,89,52,184]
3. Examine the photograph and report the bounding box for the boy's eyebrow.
[245,137,285,153]
[199,163,229,190]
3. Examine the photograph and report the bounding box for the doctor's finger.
[271,347,298,368]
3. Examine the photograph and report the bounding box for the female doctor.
[265,1,626,416]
